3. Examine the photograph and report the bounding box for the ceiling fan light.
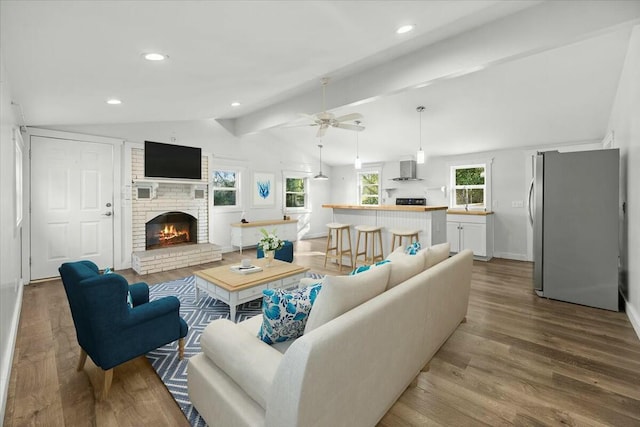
[355,156,362,170]
[417,149,425,164]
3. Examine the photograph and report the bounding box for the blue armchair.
[58,260,188,398]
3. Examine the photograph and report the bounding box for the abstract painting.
[253,172,275,207]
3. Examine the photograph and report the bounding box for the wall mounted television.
[144,140,202,180]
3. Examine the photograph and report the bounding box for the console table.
[230,219,298,253]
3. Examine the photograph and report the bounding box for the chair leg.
[178,338,185,360]
[101,369,113,399]
[77,348,87,371]
[324,230,332,268]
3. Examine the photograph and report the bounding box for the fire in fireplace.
[146,211,197,250]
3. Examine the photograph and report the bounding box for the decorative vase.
[264,250,275,267]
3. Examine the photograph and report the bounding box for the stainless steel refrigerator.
[528,149,619,311]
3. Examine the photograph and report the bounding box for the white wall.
[607,24,640,338]
[0,59,24,422]
[46,120,333,259]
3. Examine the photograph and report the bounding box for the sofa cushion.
[423,242,451,269]
[258,284,322,345]
[240,315,295,354]
[200,319,283,409]
[304,262,391,334]
[385,248,426,289]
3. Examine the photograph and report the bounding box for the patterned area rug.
[147,273,324,426]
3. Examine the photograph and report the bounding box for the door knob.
[103,212,112,217]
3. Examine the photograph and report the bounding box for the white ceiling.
[1,1,639,165]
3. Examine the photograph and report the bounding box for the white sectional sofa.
[188,246,473,427]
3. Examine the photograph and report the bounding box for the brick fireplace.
[131,148,221,274]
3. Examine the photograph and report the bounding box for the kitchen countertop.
[447,209,494,215]
[322,204,448,212]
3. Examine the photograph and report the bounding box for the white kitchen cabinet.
[446,212,494,261]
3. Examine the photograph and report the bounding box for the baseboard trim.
[493,252,529,261]
[626,299,640,341]
[299,232,328,240]
[0,279,24,423]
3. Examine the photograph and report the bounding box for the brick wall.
[131,148,209,252]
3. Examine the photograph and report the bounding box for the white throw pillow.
[385,248,426,289]
[304,262,391,334]
[423,242,451,269]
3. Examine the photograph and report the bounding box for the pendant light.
[416,106,425,164]
[354,120,362,169]
[314,144,329,180]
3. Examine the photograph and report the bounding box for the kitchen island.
[322,204,448,256]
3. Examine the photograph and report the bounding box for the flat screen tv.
[144,140,202,180]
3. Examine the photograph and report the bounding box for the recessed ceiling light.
[143,52,168,61]
[106,98,122,105]
[396,24,414,34]
[231,102,241,107]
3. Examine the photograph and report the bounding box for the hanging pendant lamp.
[416,106,425,164]
[314,144,329,180]
[354,120,362,170]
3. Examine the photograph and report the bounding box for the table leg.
[229,293,239,322]
[194,279,200,303]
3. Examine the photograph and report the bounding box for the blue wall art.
[253,172,275,207]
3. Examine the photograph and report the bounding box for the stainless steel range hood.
[391,160,423,181]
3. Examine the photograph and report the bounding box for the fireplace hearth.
[146,211,197,250]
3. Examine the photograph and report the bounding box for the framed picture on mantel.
[253,172,275,207]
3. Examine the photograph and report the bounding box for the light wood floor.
[4,238,640,426]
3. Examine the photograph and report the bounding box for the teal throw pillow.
[405,242,422,255]
[349,259,391,275]
[258,284,322,345]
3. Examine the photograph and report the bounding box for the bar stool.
[354,225,384,266]
[389,229,421,252]
[324,223,353,272]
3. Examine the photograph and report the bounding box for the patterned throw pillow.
[349,259,391,275]
[404,242,422,255]
[258,284,322,344]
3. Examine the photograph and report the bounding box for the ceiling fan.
[298,77,365,138]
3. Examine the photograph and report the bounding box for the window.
[450,164,486,209]
[285,177,308,210]
[212,169,239,207]
[358,171,380,205]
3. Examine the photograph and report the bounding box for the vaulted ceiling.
[2,1,639,165]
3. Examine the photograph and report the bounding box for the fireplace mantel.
[133,179,207,200]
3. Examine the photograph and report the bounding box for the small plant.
[259,228,284,252]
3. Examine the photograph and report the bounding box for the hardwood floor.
[4,238,640,426]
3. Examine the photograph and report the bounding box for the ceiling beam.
[224,0,640,137]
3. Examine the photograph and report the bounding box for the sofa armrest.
[200,319,283,409]
[123,296,181,328]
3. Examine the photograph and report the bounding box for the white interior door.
[31,136,114,280]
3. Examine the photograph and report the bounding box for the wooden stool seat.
[354,225,384,266]
[389,229,421,252]
[324,223,353,272]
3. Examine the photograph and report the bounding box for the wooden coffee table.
[194,258,309,322]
